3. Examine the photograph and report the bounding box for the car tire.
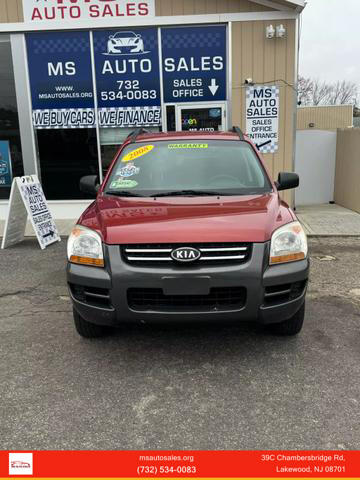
[73,308,111,338]
[267,302,305,336]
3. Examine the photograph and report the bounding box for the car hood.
[79,193,295,245]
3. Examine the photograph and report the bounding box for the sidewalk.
[296,204,360,236]
[0,219,76,238]
[1,204,360,238]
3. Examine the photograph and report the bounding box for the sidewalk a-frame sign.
[1,175,61,250]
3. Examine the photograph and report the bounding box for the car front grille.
[122,243,252,267]
[128,287,247,313]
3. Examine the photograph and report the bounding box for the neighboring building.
[295,104,354,206]
[297,105,354,131]
[0,0,305,219]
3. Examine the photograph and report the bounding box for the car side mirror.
[109,35,114,39]
[275,172,299,191]
[80,175,100,197]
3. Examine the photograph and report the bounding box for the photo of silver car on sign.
[107,31,145,55]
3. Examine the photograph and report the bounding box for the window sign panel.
[26,31,95,129]
[180,107,223,132]
[246,85,280,154]
[0,141,12,188]
[161,26,227,104]
[23,0,155,27]
[93,28,161,128]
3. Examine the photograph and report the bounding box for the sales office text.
[47,56,224,77]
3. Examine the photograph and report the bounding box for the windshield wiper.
[151,189,232,198]
[106,190,145,197]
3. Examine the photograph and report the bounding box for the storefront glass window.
[37,128,99,200]
[0,35,24,200]
[22,25,227,201]
[26,30,99,201]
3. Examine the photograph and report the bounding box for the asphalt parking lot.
[1,237,359,450]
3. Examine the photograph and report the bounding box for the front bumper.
[67,243,309,327]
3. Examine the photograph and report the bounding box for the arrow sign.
[208,79,219,96]
[256,140,272,150]
[43,230,55,239]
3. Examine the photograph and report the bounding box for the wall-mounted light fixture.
[244,78,254,86]
[276,24,287,38]
[266,24,287,39]
[266,25,275,39]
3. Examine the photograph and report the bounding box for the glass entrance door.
[176,104,226,132]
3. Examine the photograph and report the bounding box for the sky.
[299,0,360,87]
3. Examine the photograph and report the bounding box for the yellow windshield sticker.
[122,145,154,163]
[168,143,208,149]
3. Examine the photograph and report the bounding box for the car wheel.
[267,302,305,336]
[73,308,111,338]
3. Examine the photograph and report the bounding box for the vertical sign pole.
[89,30,103,184]
[158,27,166,133]
[11,34,39,179]
[227,22,233,131]
[22,34,40,179]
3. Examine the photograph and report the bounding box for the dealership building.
[0,0,305,220]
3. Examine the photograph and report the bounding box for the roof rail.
[230,126,245,140]
[127,128,149,143]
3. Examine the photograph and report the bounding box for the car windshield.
[105,140,272,197]
[114,32,136,38]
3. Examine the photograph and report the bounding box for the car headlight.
[67,225,104,267]
[270,221,307,265]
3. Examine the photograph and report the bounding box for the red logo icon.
[11,461,31,468]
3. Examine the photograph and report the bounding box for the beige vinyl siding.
[297,105,353,131]
[3,0,285,24]
[155,0,275,15]
[231,19,296,202]
[334,128,360,214]
[3,0,274,25]
[0,0,23,22]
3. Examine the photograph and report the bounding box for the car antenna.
[230,126,245,141]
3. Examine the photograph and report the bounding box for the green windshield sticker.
[168,143,208,149]
[110,180,138,189]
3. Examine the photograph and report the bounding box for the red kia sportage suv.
[67,128,309,338]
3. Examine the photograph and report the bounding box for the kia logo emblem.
[171,247,201,263]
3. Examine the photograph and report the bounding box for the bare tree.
[312,81,333,106]
[328,80,358,106]
[298,76,358,107]
[298,76,314,105]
